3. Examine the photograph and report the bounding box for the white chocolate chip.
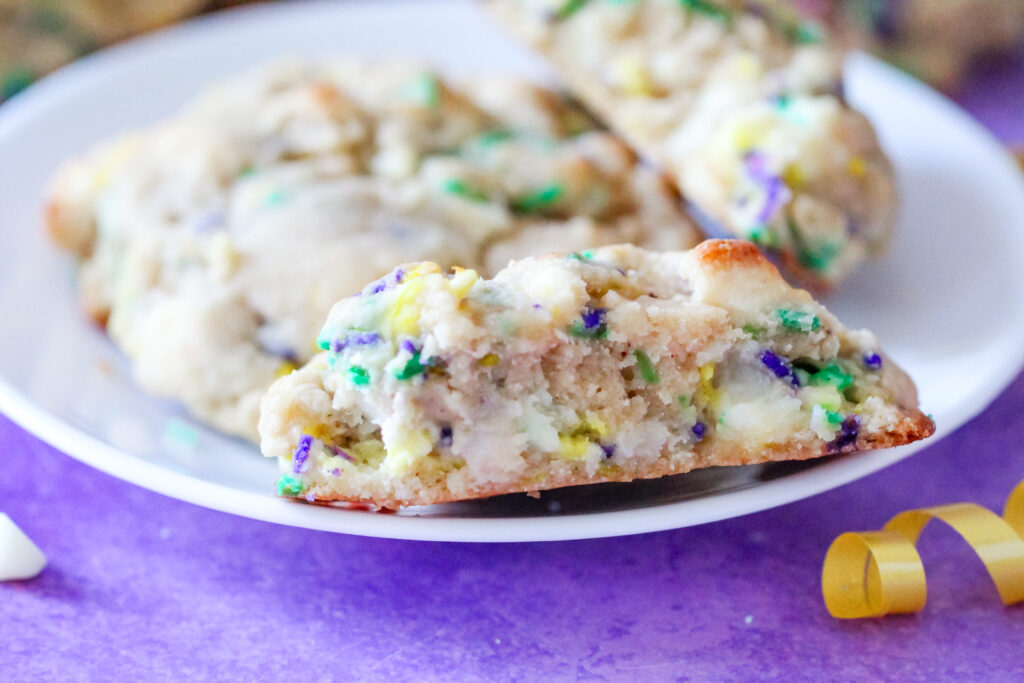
[0,514,47,581]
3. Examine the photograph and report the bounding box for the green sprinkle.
[348,365,371,386]
[442,178,489,203]
[276,474,304,497]
[401,75,441,109]
[798,244,841,272]
[792,21,823,45]
[777,309,820,333]
[568,252,588,262]
[742,324,764,340]
[633,350,660,384]
[678,0,732,25]
[1,68,34,99]
[511,184,564,214]
[677,395,690,407]
[787,219,840,273]
[810,363,854,392]
[264,189,286,206]
[316,335,331,351]
[476,129,515,147]
[164,418,199,449]
[569,322,609,340]
[749,226,780,249]
[394,351,428,380]
[554,0,590,20]
[825,410,844,426]
[580,250,595,260]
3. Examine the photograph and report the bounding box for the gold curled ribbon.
[822,480,1024,619]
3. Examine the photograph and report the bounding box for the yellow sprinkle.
[479,353,500,367]
[697,364,721,410]
[404,262,442,282]
[389,277,428,337]
[783,163,807,188]
[350,439,387,464]
[275,361,297,378]
[800,386,843,412]
[302,424,331,441]
[448,268,478,299]
[611,54,653,96]
[558,434,593,461]
[92,136,140,190]
[732,53,762,80]
[731,122,759,151]
[583,413,609,437]
[847,156,867,177]
[384,429,433,474]
[207,233,240,281]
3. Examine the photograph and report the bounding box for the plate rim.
[2,0,1024,542]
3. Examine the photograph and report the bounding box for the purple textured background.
[3,47,1024,683]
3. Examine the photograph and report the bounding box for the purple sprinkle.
[394,268,405,284]
[260,340,299,364]
[600,443,616,459]
[439,424,453,448]
[863,353,883,370]
[828,415,861,453]
[330,445,353,462]
[192,210,224,234]
[532,303,543,310]
[760,350,800,388]
[760,350,790,378]
[745,151,787,224]
[370,280,388,294]
[292,434,313,473]
[757,177,785,224]
[400,339,418,355]
[691,422,706,442]
[581,307,607,330]
[745,151,768,178]
[331,332,382,353]
[871,0,905,41]
[331,468,342,476]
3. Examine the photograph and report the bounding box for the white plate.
[1,0,1023,543]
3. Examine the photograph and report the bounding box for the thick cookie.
[46,59,700,440]
[488,0,899,291]
[259,240,934,509]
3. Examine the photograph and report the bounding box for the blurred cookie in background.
[0,0,262,101]
[795,0,1024,91]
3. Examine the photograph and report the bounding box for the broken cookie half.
[487,0,899,291]
[259,240,933,509]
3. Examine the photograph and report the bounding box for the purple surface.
[3,52,1024,683]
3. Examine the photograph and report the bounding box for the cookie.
[259,240,934,509]
[488,0,899,291]
[46,59,700,440]
[0,0,211,100]
[799,0,1024,91]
